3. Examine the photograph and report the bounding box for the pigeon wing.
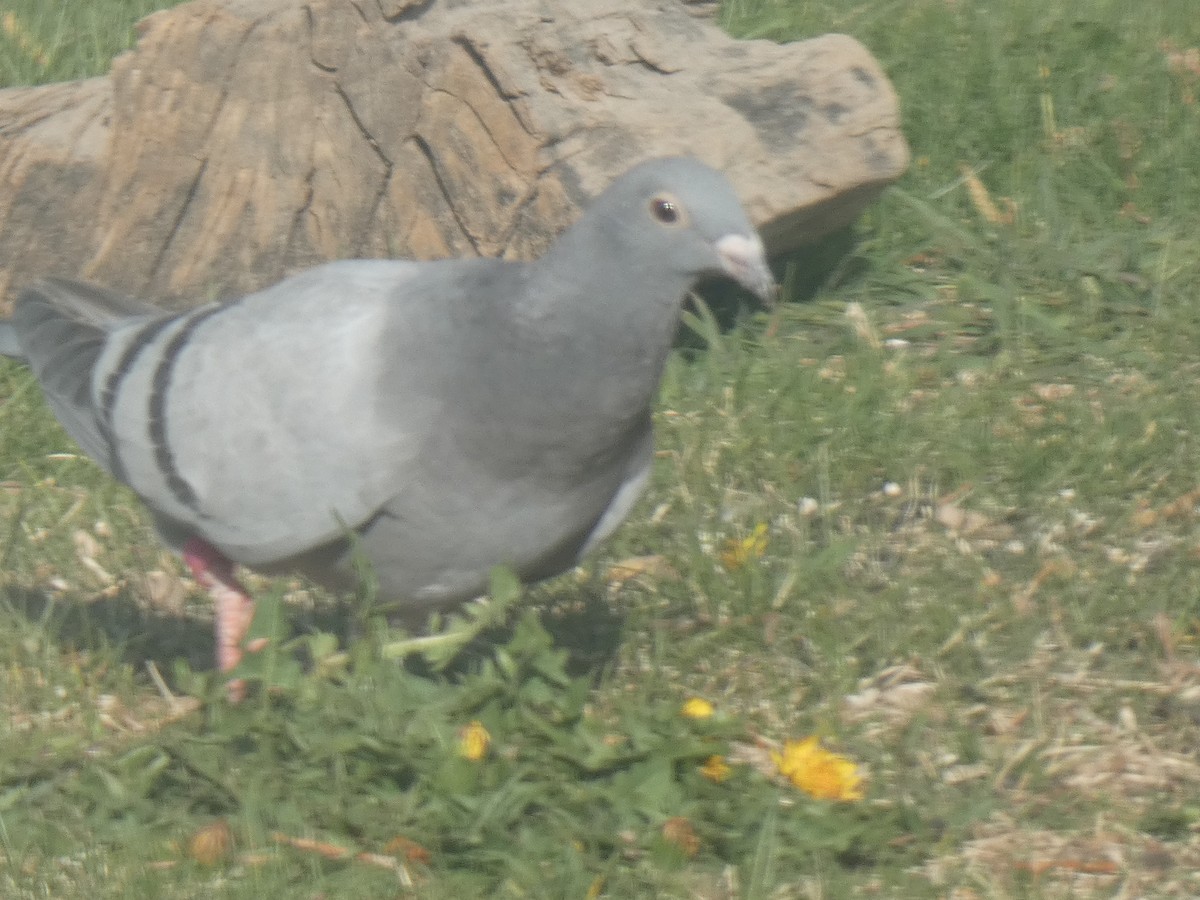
[15,262,442,565]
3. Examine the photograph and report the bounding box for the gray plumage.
[0,322,19,359]
[1,156,773,612]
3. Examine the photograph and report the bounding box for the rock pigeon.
[0,156,774,696]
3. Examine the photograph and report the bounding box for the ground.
[4,0,1200,896]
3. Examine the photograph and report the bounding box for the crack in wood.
[333,82,393,167]
[2,108,56,137]
[330,81,395,253]
[148,157,209,289]
[427,87,521,179]
[628,47,679,76]
[536,127,588,164]
[449,35,534,136]
[496,179,543,256]
[142,16,264,291]
[360,167,393,251]
[409,133,479,255]
[285,164,317,261]
[303,5,338,73]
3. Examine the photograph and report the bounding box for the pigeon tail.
[9,278,167,472]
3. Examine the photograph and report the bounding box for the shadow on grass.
[2,573,627,687]
[2,582,219,674]
[410,580,628,682]
[385,580,626,688]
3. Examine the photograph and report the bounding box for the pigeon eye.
[650,195,682,225]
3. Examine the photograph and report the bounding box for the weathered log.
[0,0,908,310]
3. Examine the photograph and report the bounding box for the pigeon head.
[582,156,776,305]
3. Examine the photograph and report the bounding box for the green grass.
[6,0,1200,896]
[0,0,185,86]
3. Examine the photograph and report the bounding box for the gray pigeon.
[0,156,773,695]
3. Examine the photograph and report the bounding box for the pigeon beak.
[715,233,777,307]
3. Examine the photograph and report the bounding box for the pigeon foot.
[183,537,259,702]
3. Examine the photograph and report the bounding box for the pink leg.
[183,537,257,701]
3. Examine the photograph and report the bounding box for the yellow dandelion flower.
[699,754,732,783]
[771,736,864,801]
[681,697,715,719]
[458,720,490,761]
[719,523,769,571]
